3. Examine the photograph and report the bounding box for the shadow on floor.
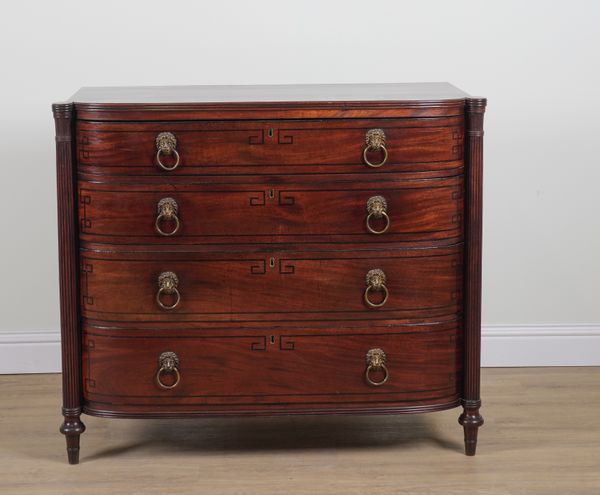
[84,414,462,461]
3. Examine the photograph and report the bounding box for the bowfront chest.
[53,83,486,464]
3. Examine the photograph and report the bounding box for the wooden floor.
[1,369,599,495]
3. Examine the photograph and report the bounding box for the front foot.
[60,408,86,464]
[458,401,483,456]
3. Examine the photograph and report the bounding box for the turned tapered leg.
[459,403,483,456]
[60,409,86,464]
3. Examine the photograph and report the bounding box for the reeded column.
[458,97,486,456]
[53,102,85,464]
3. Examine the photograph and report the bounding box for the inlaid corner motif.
[248,189,296,207]
[78,135,90,160]
[79,192,92,230]
[451,129,464,158]
[248,258,296,275]
[80,262,94,306]
[247,130,265,145]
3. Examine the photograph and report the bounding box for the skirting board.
[0,330,62,374]
[0,324,599,374]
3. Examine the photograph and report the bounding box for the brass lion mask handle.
[155,132,180,171]
[365,348,389,386]
[156,271,181,310]
[156,351,181,390]
[155,197,180,236]
[363,129,388,168]
[366,196,390,234]
[364,268,389,308]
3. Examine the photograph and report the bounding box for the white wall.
[1,0,599,371]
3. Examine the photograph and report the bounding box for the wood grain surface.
[76,118,463,175]
[77,175,464,245]
[82,323,461,411]
[69,82,468,120]
[79,246,463,322]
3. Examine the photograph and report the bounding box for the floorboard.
[0,368,599,494]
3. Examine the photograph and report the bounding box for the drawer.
[78,176,463,245]
[82,322,462,410]
[80,245,462,322]
[77,117,464,176]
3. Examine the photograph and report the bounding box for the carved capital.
[53,103,74,142]
[52,102,74,120]
[466,97,487,113]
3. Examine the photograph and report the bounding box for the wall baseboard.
[1,324,599,374]
[481,324,600,367]
[0,330,62,374]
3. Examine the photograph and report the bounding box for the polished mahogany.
[78,176,464,245]
[83,322,462,411]
[79,246,462,322]
[76,118,463,176]
[53,83,485,464]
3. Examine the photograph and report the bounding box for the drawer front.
[77,118,463,176]
[80,246,462,322]
[82,323,462,408]
[78,176,463,245]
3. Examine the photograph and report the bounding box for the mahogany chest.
[53,83,486,464]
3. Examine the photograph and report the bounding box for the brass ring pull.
[156,351,181,390]
[156,271,181,310]
[366,196,390,234]
[156,287,181,310]
[363,129,388,168]
[365,348,389,386]
[156,366,181,389]
[155,197,180,236]
[364,268,389,308]
[155,132,180,171]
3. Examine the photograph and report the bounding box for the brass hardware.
[156,351,181,390]
[366,195,390,234]
[363,129,388,168]
[155,197,180,236]
[364,268,389,308]
[269,257,275,268]
[155,132,180,171]
[270,335,275,344]
[268,128,274,138]
[365,348,389,386]
[156,271,181,310]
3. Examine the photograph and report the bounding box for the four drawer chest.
[53,83,486,464]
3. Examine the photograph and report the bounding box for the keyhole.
[268,128,274,138]
[270,335,275,345]
[269,257,275,268]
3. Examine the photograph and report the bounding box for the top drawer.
[76,117,464,176]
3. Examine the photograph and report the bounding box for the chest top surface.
[69,82,469,105]
[64,83,471,121]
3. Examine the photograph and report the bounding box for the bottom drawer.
[83,322,462,415]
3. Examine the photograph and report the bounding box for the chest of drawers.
[53,83,486,464]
